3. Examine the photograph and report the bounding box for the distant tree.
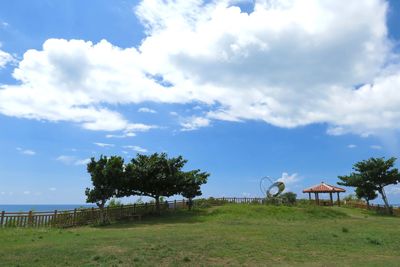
[85,156,124,223]
[355,185,377,208]
[124,153,188,213]
[181,170,209,210]
[338,157,400,214]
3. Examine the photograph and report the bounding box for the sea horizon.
[0,204,97,213]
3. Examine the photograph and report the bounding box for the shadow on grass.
[95,208,209,229]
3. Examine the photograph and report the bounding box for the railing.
[0,200,187,228]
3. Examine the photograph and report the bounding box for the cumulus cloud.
[347,144,357,149]
[181,116,210,131]
[0,0,399,136]
[0,45,14,69]
[277,172,300,185]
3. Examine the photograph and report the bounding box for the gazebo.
[303,182,346,206]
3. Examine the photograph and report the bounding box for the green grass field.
[1,204,399,266]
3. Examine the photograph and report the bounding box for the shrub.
[281,192,297,205]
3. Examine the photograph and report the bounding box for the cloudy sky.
[1,0,400,204]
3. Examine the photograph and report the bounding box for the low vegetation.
[1,203,399,266]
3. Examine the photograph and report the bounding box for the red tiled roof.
[303,182,345,193]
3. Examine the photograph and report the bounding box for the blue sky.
[1,0,400,204]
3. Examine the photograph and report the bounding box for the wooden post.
[174,200,177,210]
[91,207,95,221]
[1,211,4,228]
[337,192,341,206]
[314,193,318,205]
[53,210,58,227]
[73,209,77,226]
[329,192,333,206]
[28,211,33,227]
[133,204,136,214]
[308,192,311,201]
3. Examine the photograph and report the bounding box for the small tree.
[85,155,124,223]
[181,170,209,210]
[355,186,377,208]
[280,192,297,205]
[338,157,400,214]
[125,153,188,213]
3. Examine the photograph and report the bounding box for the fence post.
[53,210,58,227]
[174,200,177,210]
[234,197,236,203]
[28,211,33,227]
[91,207,95,222]
[1,211,4,228]
[133,204,136,214]
[73,209,77,226]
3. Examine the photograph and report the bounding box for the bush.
[280,192,297,205]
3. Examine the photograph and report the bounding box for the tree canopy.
[338,157,400,213]
[85,155,124,223]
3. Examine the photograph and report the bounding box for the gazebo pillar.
[314,192,319,205]
[337,192,340,206]
[308,192,311,201]
[329,192,333,206]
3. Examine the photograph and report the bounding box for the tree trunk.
[188,198,193,210]
[378,187,392,215]
[155,196,160,215]
[97,200,107,224]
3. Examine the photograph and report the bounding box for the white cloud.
[181,116,210,131]
[56,155,90,165]
[16,147,36,156]
[170,111,178,116]
[0,1,399,136]
[123,145,148,153]
[74,158,91,165]
[347,144,357,149]
[138,107,157,113]
[370,145,382,150]
[23,191,30,195]
[277,172,300,185]
[0,42,14,69]
[49,187,57,191]
[93,142,114,148]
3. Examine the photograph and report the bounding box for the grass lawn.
[1,204,399,266]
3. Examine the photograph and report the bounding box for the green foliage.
[85,155,125,223]
[181,170,209,209]
[355,186,377,206]
[280,192,297,205]
[338,157,400,213]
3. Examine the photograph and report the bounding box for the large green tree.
[338,157,400,213]
[125,153,188,213]
[85,155,124,223]
[181,170,209,210]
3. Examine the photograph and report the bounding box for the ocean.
[0,204,96,213]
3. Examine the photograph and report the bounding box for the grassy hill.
[1,204,399,266]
